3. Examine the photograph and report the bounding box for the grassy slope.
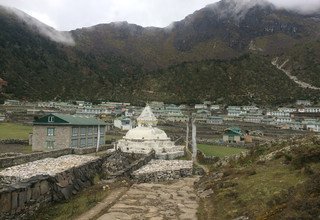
[0,123,32,139]
[138,54,318,105]
[197,136,320,219]
[198,144,246,157]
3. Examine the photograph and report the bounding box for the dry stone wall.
[132,160,193,183]
[0,155,103,219]
[103,150,155,179]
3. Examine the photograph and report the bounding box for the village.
[1,99,320,140]
[0,99,319,219]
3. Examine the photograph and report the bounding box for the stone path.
[76,187,129,220]
[97,177,199,220]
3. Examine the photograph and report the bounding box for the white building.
[195,104,207,110]
[296,100,311,106]
[266,111,290,117]
[228,110,245,117]
[243,115,264,124]
[117,106,184,159]
[304,107,320,113]
[125,109,135,117]
[114,117,133,131]
[276,117,292,124]
[242,106,259,111]
[206,116,223,125]
[210,105,220,111]
[278,107,296,113]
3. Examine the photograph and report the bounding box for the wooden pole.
[192,118,197,161]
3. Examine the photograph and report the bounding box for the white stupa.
[117,105,185,159]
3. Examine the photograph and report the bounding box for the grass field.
[197,144,246,157]
[0,123,32,139]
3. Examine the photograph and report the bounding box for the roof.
[224,127,242,136]
[33,113,106,126]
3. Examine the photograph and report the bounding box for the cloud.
[0,0,319,32]
[2,6,75,46]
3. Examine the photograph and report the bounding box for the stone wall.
[196,150,219,164]
[0,139,29,145]
[72,145,112,155]
[103,150,155,179]
[132,160,193,183]
[0,157,102,219]
[0,145,112,169]
[0,149,72,169]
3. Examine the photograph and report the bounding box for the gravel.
[0,155,98,183]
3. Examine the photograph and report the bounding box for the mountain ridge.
[0,0,319,104]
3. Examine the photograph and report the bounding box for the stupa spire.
[137,105,158,127]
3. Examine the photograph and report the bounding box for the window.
[94,126,98,134]
[72,127,79,137]
[80,127,87,136]
[71,139,78,148]
[46,141,54,149]
[88,127,93,135]
[94,137,97,145]
[48,116,54,123]
[87,138,93,146]
[99,137,105,145]
[47,128,55,136]
[80,138,86,147]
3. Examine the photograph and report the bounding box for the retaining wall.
[0,158,102,219]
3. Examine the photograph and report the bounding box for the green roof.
[33,113,106,126]
[224,127,242,136]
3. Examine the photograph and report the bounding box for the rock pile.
[133,160,193,183]
[0,155,98,184]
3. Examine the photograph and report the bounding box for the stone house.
[32,113,106,151]
[223,127,243,143]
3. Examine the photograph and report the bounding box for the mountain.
[72,0,320,69]
[0,0,319,104]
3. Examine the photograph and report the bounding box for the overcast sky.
[0,0,319,31]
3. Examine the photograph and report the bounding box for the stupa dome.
[124,126,169,140]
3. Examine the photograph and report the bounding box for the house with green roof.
[223,127,243,143]
[32,113,106,151]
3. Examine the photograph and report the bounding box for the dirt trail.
[93,177,200,220]
[272,57,320,90]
